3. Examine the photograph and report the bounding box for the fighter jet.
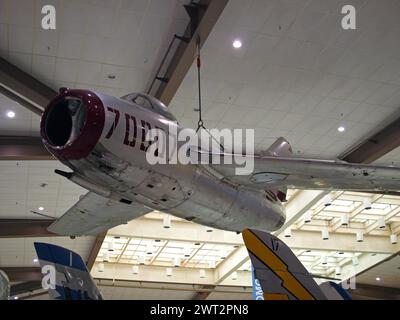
[40,89,400,236]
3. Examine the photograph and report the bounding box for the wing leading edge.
[48,192,152,236]
[201,151,400,192]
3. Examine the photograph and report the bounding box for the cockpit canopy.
[121,93,177,122]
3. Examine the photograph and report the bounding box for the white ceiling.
[356,255,400,288]
[169,0,400,161]
[0,160,86,220]
[0,0,189,97]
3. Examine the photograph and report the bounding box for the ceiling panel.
[170,0,400,161]
[0,0,189,134]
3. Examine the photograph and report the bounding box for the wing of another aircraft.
[48,192,152,236]
[201,151,400,193]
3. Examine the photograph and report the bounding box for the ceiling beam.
[0,219,56,238]
[86,232,107,271]
[191,285,216,300]
[0,57,57,115]
[0,136,53,160]
[283,229,399,254]
[154,0,228,105]
[108,217,243,245]
[340,117,400,164]
[92,262,251,287]
[214,246,248,284]
[1,267,42,282]
[274,190,328,236]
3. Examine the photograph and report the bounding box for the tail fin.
[0,270,10,300]
[260,137,293,157]
[242,229,327,300]
[319,281,352,300]
[34,242,103,300]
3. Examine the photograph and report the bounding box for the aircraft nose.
[40,89,105,160]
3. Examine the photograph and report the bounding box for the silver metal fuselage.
[44,91,286,233]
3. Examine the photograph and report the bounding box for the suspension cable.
[195,39,224,152]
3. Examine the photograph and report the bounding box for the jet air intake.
[41,89,105,160]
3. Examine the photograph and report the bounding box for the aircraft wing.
[48,192,152,236]
[202,152,400,192]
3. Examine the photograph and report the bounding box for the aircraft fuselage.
[41,90,285,233]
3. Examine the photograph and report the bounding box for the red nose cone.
[41,89,105,160]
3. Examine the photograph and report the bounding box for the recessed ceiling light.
[376,277,381,281]
[338,126,345,133]
[33,258,38,263]
[107,74,116,80]
[232,39,242,49]
[7,111,15,118]
[38,206,44,211]
[14,296,18,300]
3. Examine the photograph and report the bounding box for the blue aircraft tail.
[34,242,103,300]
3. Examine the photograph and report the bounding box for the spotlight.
[206,227,213,232]
[356,231,364,242]
[321,228,329,240]
[132,266,139,274]
[232,39,242,49]
[231,271,238,280]
[352,255,359,266]
[321,256,328,265]
[390,234,398,244]
[98,263,105,273]
[283,228,292,238]
[102,252,109,262]
[323,195,332,207]
[184,247,191,257]
[146,243,154,255]
[220,251,227,259]
[335,267,341,276]
[173,257,181,267]
[378,217,386,229]
[166,268,172,277]
[303,211,311,223]
[163,215,171,228]
[341,214,349,226]
[108,240,114,252]
[199,269,206,279]
[138,254,145,265]
[363,199,372,210]
[6,111,15,118]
